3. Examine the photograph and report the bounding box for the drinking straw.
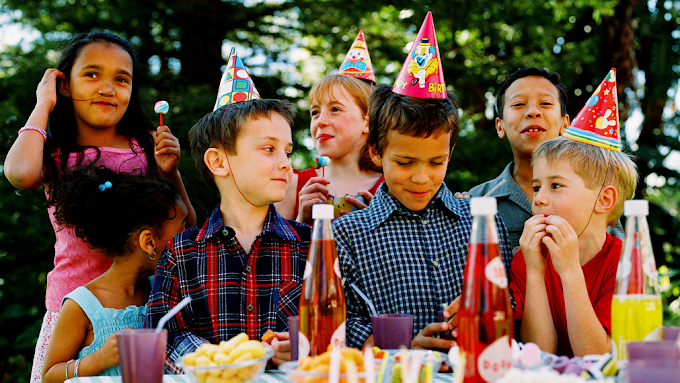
[376,350,390,383]
[155,296,192,333]
[483,179,506,197]
[350,283,379,317]
[329,346,341,383]
[399,347,408,383]
[363,346,376,383]
[406,353,421,383]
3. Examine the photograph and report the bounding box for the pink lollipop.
[154,100,169,126]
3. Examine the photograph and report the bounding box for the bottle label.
[477,335,512,382]
[298,332,311,359]
[303,260,312,280]
[617,258,632,279]
[334,257,342,278]
[485,257,508,288]
[330,321,346,348]
[643,259,658,280]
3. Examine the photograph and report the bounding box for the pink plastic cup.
[627,341,680,365]
[663,326,680,341]
[371,314,413,349]
[117,329,167,383]
[288,316,299,361]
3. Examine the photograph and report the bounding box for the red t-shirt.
[294,168,385,213]
[509,233,621,357]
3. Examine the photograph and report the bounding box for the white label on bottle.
[299,332,310,359]
[334,258,342,278]
[303,260,312,280]
[617,258,632,279]
[485,257,508,288]
[477,335,512,382]
[643,259,658,280]
[330,321,346,348]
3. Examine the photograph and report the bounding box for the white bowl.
[179,348,274,383]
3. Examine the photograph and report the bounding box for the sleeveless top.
[62,278,151,376]
[46,139,149,312]
[294,168,385,214]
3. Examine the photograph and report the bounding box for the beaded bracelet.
[74,357,81,378]
[18,126,47,142]
[64,359,75,380]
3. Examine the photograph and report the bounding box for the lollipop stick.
[160,114,163,127]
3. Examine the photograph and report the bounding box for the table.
[65,371,454,383]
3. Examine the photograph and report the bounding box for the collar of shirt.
[195,204,302,243]
[483,162,532,214]
[365,182,464,230]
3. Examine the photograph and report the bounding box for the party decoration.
[214,48,261,111]
[337,30,376,83]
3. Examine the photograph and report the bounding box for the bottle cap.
[624,199,648,216]
[470,197,497,215]
[312,203,335,220]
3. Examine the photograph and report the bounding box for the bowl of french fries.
[280,347,376,383]
[178,333,274,383]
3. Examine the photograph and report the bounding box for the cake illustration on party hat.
[392,12,447,99]
[214,48,261,111]
[337,30,376,83]
[563,68,621,151]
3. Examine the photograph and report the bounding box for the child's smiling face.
[371,129,451,212]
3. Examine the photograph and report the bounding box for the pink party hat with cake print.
[214,48,261,111]
[563,68,621,151]
[392,12,447,99]
[337,30,376,83]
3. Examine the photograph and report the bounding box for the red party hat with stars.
[214,48,261,111]
[392,12,447,99]
[563,68,621,151]
[337,30,376,83]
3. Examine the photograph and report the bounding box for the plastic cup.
[437,310,454,340]
[288,316,299,361]
[663,326,680,341]
[371,314,413,349]
[117,329,167,383]
[627,341,680,365]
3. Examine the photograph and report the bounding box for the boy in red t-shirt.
[509,136,637,357]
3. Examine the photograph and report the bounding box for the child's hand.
[152,125,181,176]
[36,69,65,112]
[265,331,291,366]
[442,296,461,339]
[296,177,330,224]
[95,332,121,370]
[541,215,580,276]
[519,214,549,275]
[339,190,373,216]
[411,323,454,371]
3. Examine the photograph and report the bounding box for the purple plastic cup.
[117,329,167,383]
[288,316,299,361]
[371,314,413,349]
[627,341,680,365]
[663,326,680,341]
[437,310,454,340]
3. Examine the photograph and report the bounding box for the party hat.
[214,48,261,111]
[392,12,447,99]
[563,68,621,151]
[337,30,376,83]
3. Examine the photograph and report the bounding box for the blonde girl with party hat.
[4,31,195,382]
[41,166,187,382]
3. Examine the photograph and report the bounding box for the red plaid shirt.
[145,205,311,369]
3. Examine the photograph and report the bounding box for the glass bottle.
[298,204,346,358]
[458,197,512,382]
[612,199,663,364]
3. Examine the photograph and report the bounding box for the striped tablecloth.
[65,371,453,383]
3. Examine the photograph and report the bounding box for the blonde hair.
[532,136,638,225]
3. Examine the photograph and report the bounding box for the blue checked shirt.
[333,183,513,348]
[145,205,310,370]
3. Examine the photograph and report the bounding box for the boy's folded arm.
[168,331,210,365]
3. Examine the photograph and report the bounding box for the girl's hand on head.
[152,126,181,176]
[36,69,65,113]
[541,215,579,275]
[296,177,330,225]
[519,214,549,275]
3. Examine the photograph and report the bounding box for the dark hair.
[495,67,568,119]
[49,165,179,256]
[189,99,295,188]
[44,31,156,185]
[367,85,460,157]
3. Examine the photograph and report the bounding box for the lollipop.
[154,100,169,126]
[316,156,330,177]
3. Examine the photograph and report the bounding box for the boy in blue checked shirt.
[334,83,513,351]
[144,97,311,369]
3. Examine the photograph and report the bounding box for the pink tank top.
[45,139,149,312]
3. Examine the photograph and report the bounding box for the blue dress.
[62,278,151,376]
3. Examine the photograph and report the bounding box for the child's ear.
[368,145,382,168]
[138,229,155,257]
[362,115,369,134]
[204,147,230,177]
[595,185,617,215]
[58,77,70,97]
[495,117,506,139]
[559,114,571,135]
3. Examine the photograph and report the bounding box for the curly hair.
[49,165,179,256]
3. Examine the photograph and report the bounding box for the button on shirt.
[145,205,311,368]
[334,183,513,348]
